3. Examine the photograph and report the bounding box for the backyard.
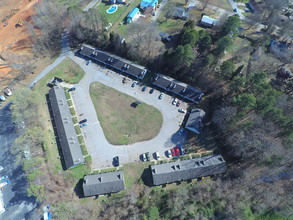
[95,0,142,26]
[90,82,163,145]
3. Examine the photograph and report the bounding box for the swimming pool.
[107,5,118,14]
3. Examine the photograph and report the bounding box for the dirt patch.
[90,82,163,145]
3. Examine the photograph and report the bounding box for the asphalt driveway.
[69,55,187,169]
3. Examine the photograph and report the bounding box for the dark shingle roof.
[49,86,84,170]
[152,74,204,103]
[185,109,205,134]
[80,44,147,79]
[83,171,125,197]
[151,155,226,185]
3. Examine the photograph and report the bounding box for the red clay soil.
[0,0,38,77]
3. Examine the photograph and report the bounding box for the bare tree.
[199,0,211,11]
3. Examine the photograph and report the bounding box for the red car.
[171,148,176,157]
[174,147,180,156]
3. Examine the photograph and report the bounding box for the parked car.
[172,98,178,105]
[113,156,119,167]
[86,60,91,65]
[131,81,137,87]
[79,122,88,128]
[146,152,151,161]
[141,153,147,162]
[149,88,154,94]
[176,101,181,107]
[4,88,12,96]
[154,151,160,160]
[178,128,185,135]
[68,87,76,92]
[179,145,185,155]
[142,86,147,92]
[166,149,172,158]
[158,93,164,99]
[171,148,176,157]
[178,108,186,113]
[0,96,5,101]
[122,77,127,83]
[79,119,88,124]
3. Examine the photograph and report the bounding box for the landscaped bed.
[90,82,163,145]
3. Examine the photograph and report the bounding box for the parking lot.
[69,54,189,169]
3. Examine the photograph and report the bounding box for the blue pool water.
[107,5,118,14]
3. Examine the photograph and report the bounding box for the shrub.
[75,125,82,136]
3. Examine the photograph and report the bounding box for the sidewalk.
[0,191,5,215]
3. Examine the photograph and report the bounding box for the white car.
[154,151,160,160]
[172,98,178,105]
[0,96,5,101]
[166,149,172,158]
[178,108,186,113]
[158,93,164,99]
[4,88,12,96]
[141,153,147,162]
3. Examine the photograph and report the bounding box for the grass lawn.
[47,58,85,84]
[90,82,163,145]
[121,162,151,188]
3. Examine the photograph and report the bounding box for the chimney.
[152,169,156,174]
[117,174,121,179]
[183,88,186,93]
[172,165,176,170]
[98,177,102,182]
[176,165,181,170]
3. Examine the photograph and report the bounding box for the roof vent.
[152,169,156,174]
[173,84,176,89]
[123,64,127,69]
[183,88,186,93]
[84,178,87,184]
[154,76,158,81]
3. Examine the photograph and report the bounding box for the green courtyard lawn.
[47,58,85,84]
[90,82,163,145]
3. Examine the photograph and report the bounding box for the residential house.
[270,40,293,60]
[48,86,84,170]
[150,155,226,186]
[83,171,125,197]
[152,73,204,103]
[201,15,218,28]
[173,7,189,20]
[79,44,147,80]
[140,0,158,11]
[126,7,140,24]
[185,109,205,134]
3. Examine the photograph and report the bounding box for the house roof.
[79,44,147,79]
[201,15,217,26]
[185,109,205,134]
[152,73,204,103]
[49,86,84,170]
[127,7,139,19]
[140,0,157,8]
[83,171,125,197]
[151,155,226,185]
[174,7,187,18]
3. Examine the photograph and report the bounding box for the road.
[0,103,37,219]
[83,0,100,11]
[69,55,187,169]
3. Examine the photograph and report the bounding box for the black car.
[149,88,154,94]
[113,156,120,167]
[68,87,76,92]
[79,119,87,124]
[142,86,147,92]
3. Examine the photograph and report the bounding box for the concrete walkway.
[69,55,187,169]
